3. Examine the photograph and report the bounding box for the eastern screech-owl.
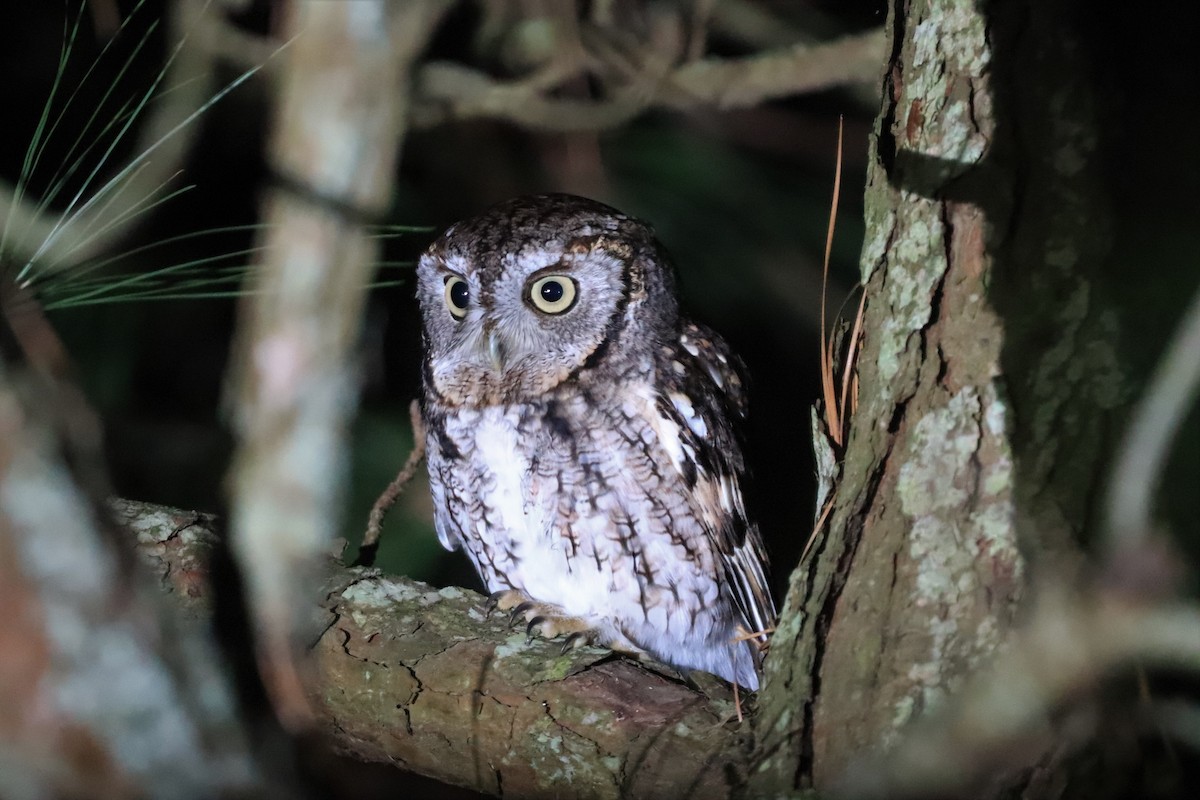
[416,194,775,689]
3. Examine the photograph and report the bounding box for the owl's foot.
[484,590,597,653]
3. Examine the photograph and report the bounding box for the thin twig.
[802,489,837,563]
[360,399,426,563]
[838,287,866,439]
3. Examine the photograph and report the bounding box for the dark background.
[0,0,884,598]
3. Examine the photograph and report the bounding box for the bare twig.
[360,399,426,560]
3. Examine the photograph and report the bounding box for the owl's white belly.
[470,412,536,543]
[461,407,619,623]
[426,396,760,689]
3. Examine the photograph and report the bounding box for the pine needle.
[6,4,426,312]
[819,116,845,446]
[816,116,865,450]
[802,488,838,563]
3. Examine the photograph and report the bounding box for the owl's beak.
[485,330,507,372]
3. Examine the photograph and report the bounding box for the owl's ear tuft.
[591,237,633,260]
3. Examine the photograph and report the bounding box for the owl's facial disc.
[418,220,646,404]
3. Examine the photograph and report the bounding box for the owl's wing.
[657,322,776,641]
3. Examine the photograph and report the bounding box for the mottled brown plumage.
[417,194,774,689]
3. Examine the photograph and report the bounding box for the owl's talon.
[525,615,547,643]
[560,632,589,653]
[509,601,537,626]
[486,589,529,618]
[484,590,509,615]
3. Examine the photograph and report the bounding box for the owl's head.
[416,194,679,406]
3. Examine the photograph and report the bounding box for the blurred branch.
[1106,281,1200,558]
[193,3,884,133]
[664,30,885,110]
[411,29,885,131]
[412,60,651,131]
[225,0,451,729]
[836,583,1200,799]
[0,377,267,798]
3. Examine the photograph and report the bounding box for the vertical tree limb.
[752,0,1121,794]
[226,0,451,727]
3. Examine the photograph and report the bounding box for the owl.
[416,194,775,690]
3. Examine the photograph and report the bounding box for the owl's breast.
[430,387,719,587]
[424,404,540,544]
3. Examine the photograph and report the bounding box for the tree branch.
[664,29,885,110]
[119,498,749,799]
[316,572,746,799]
[410,29,884,132]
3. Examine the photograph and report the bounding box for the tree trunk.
[751,0,1137,794]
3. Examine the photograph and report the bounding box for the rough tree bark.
[117,498,749,799]
[752,0,1134,796]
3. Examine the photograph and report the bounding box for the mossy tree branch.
[122,498,749,800]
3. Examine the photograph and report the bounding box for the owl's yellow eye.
[444,275,469,319]
[528,275,577,314]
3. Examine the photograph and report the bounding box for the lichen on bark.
[749,0,1127,793]
[316,569,748,799]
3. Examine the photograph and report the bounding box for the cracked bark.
[120,498,748,800]
[750,0,1135,796]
